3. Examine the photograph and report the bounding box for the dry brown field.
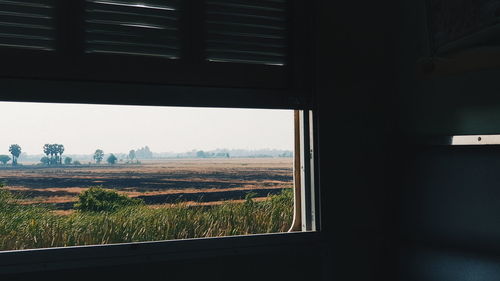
[0,158,293,210]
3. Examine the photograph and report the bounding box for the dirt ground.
[0,158,293,209]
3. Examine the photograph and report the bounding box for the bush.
[64,157,72,165]
[40,156,50,165]
[0,155,10,165]
[107,154,117,164]
[74,186,144,212]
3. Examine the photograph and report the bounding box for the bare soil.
[0,158,293,210]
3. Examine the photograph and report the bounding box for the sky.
[0,102,294,155]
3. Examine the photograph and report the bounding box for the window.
[0,102,317,254]
[0,0,316,274]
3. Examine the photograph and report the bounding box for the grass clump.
[74,186,144,212]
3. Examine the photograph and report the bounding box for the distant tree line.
[0,144,292,167]
[134,146,153,159]
[0,143,145,167]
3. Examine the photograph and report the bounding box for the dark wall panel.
[316,0,399,280]
[400,146,500,281]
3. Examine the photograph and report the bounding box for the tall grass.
[0,188,293,251]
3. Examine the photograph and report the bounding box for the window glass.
[0,102,294,251]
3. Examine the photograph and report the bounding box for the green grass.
[0,188,293,251]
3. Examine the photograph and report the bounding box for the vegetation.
[135,146,153,159]
[64,157,72,165]
[42,144,65,165]
[40,156,50,165]
[107,154,117,165]
[8,144,21,166]
[74,186,143,212]
[0,185,293,251]
[128,149,136,162]
[0,155,10,165]
[93,149,104,164]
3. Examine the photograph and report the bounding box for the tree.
[43,144,51,163]
[0,155,10,165]
[64,157,72,165]
[128,150,136,163]
[43,143,56,165]
[107,154,117,165]
[93,149,104,164]
[135,146,153,159]
[43,143,65,165]
[8,144,21,166]
[48,144,57,164]
[56,144,65,165]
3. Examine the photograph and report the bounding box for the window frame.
[0,101,320,275]
[0,232,321,274]
[0,77,311,109]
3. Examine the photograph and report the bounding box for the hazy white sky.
[0,102,294,155]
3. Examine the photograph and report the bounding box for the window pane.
[0,102,295,251]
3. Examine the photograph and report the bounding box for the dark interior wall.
[398,1,500,136]
[316,0,398,280]
[401,147,500,248]
[398,1,500,281]
[399,146,500,281]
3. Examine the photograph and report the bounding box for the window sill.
[0,231,321,274]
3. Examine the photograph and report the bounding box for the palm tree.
[56,144,65,165]
[49,144,57,165]
[43,144,51,165]
[8,144,21,166]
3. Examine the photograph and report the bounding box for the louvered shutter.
[205,0,288,66]
[0,0,311,97]
[0,0,55,51]
[85,0,181,59]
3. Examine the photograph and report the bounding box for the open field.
[0,158,293,210]
[0,158,294,250]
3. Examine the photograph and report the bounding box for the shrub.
[74,186,144,212]
[0,155,10,165]
[40,156,50,165]
[64,157,72,165]
[107,154,117,165]
[73,160,82,165]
